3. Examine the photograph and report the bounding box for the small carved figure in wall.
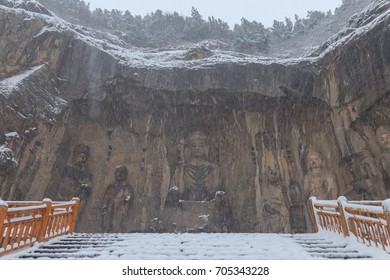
[261,161,290,232]
[288,181,307,233]
[346,149,385,199]
[214,191,233,232]
[169,131,221,201]
[102,165,134,232]
[303,148,337,199]
[59,144,92,200]
[376,126,390,178]
[43,144,93,231]
[164,186,181,208]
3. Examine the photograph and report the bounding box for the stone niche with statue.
[152,131,233,233]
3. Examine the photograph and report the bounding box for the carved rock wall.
[1,2,390,233]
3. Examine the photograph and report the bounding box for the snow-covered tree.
[233,18,270,53]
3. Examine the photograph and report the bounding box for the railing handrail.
[0,198,80,256]
[309,196,390,252]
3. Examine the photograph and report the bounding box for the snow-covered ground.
[3,231,390,260]
[2,231,389,279]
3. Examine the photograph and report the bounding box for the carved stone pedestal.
[152,199,232,233]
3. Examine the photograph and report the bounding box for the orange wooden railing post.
[308,196,319,232]
[0,199,8,236]
[337,196,350,237]
[38,198,52,242]
[383,199,390,239]
[69,198,80,234]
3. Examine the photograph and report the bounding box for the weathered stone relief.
[376,126,390,179]
[303,148,338,200]
[45,144,92,201]
[102,165,134,233]
[260,153,290,233]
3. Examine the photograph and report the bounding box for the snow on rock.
[0,64,45,97]
[0,145,16,164]
[0,0,52,16]
[4,132,19,140]
[0,3,310,72]
[1,0,388,76]
[311,0,390,57]
[0,144,18,175]
[1,0,389,74]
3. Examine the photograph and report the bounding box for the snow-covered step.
[4,233,390,260]
[292,234,376,259]
[16,234,122,259]
[19,253,101,259]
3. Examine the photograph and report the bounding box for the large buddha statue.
[169,131,220,201]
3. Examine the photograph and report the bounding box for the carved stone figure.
[303,148,337,199]
[44,144,92,202]
[213,191,234,232]
[261,161,290,233]
[164,186,181,208]
[376,126,390,177]
[288,181,307,233]
[59,144,92,200]
[155,131,230,233]
[169,131,220,201]
[102,165,134,232]
[43,144,93,231]
[346,149,385,200]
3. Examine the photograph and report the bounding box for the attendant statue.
[261,161,290,232]
[45,144,92,201]
[347,149,386,199]
[303,148,337,199]
[376,126,390,178]
[60,144,92,200]
[102,165,134,232]
[43,144,93,231]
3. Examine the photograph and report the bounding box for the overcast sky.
[86,0,342,28]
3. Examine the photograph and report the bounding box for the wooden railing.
[309,196,390,252]
[0,198,80,256]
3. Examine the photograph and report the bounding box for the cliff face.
[1,1,390,233]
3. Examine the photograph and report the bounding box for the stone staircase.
[292,235,372,259]
[18,234,124,259]
[5,233,387,260]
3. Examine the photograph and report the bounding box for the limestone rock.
[1,1,390,233]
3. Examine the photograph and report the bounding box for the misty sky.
[86,0,342,28]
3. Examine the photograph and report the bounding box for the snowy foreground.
[3,231,390,260]
[2,232,390,280]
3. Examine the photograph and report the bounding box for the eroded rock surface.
[1,1,390,233]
